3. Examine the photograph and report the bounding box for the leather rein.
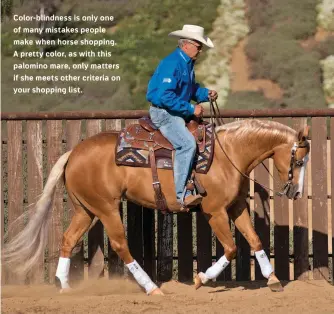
[208,100,307,197]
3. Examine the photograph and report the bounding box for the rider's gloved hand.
[194,104,204,117]
[208,90,218,101]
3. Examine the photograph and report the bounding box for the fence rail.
[1,109,334,285]
[2,108,334,120]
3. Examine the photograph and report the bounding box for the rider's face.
[183,40,203,60]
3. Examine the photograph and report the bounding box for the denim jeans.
[149,106,196,202]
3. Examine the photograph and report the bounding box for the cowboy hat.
[168,24,214,48]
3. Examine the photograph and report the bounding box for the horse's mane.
[216,119,297,144]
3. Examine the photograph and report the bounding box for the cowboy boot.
[183,194,203,207]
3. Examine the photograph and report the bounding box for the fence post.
[47,120,63,284]
[177,212,193,282]
[27,120,44,283]
[6,121,23,284]
[291,118,309,280]
[311,117,329,280]
[273,117,290,280]
[65,120,84,284]
[157,212,173,282]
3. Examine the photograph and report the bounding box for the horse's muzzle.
[287,184,302,200]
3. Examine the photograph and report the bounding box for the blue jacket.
[146,47,209,118]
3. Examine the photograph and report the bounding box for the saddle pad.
[115,123,214,174]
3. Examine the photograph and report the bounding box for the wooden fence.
[1,109,334,285]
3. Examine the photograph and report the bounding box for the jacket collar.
[176,47,192,64]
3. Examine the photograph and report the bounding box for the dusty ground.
[2,279,334,314]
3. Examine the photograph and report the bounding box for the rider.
[146,24,218,207]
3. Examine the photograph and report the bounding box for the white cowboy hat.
[168,24,214,48]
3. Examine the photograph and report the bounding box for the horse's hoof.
[194,273,204,290]
[267,274,283,292]
[149,288,164,296]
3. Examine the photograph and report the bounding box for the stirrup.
[183,194,203,207]
[178,187,191,212]
[181,182,198,202]
[181,186,189,203]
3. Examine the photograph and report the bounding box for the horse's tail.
[2,150,72,277]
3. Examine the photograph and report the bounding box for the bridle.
[275,141,309,197]
[208,100,309,197]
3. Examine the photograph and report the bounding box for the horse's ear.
[298,125,309,142]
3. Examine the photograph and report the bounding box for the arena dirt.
[2,278,334,313]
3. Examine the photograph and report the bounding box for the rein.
[208,100,303,197]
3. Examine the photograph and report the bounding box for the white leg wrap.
[255,250,273,279]
[55,257,71,289]
[126,260,157,294]
[200,255,230,284]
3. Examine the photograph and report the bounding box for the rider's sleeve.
[192,82,209,103]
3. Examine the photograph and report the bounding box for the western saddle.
[116,116,209,213]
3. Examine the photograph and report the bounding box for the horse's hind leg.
[55,202,94,291]
[99,200,163,296]
[194,208,237,289]
[229,198,283,292]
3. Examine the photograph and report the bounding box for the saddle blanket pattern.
[115,123,214,174]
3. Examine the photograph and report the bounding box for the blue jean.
[149,106,196,201]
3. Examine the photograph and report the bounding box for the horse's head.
[272,126,310,200]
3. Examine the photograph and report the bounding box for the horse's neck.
[218,130,291,174]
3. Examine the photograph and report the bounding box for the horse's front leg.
[194,208,236,289]
[229,198,283,292]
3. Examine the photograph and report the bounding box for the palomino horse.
[3,119,310,295]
